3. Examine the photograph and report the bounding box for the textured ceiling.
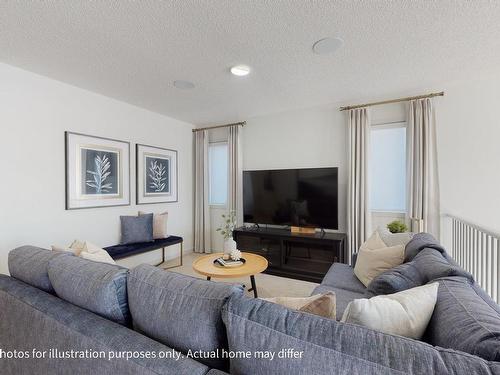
[1,1,500,125]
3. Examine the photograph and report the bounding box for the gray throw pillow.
[120,213,154,244]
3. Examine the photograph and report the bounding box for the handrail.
[444,213,500,239]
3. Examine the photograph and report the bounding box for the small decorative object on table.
[230,249,241,261]
[216,211,237,260]
[387,220,408,233]
[214,256,246,268]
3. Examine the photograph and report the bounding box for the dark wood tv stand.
[233,227,347,283]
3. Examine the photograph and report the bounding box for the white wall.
[242,102,407,233]
[241,77,500,243]
[0,63,194,275]
[437,73,500,237]
[242,105,347,231]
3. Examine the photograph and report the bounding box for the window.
[370,124,406,212]
[208,142,228,206]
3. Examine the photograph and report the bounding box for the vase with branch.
[216,211,237,259]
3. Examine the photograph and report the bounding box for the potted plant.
[386,220,408,233]
[216,211,237,259]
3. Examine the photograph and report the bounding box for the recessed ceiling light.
[230,65,251,76]
[173,80,195,89]
[312,37,344,55]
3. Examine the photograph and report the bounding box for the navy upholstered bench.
[104,236,183,268]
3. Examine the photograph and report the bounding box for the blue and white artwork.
[81,148,119,195]
[145,156,170,194]
[65,131,130,210]
[136,144,178,204]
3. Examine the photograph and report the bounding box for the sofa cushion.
[47,255,130,325]
[0,274,208,375]
[366,261,424,297]
[424,276,500,362]
[366,247,472,298]
[222,294,500,375]
[8,246,73,293]
[405,232,446,262]
[312,285,364,319]
[127,265,244,370]
[412,248,473,283]
[321,263,366,294]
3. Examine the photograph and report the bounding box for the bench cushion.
[127,265,244,371]
[104,236,182,260]
[8,246,73,293]
[47,255,130,325]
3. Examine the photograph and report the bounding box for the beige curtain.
[407,98,440,237]
[228,125,243,225]
[347,108,371,262]
[194,130,211,253]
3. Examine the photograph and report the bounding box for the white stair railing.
[447,215,500,304]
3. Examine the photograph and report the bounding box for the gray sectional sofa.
[1,234,500,374]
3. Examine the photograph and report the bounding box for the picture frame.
[65,131,130,209]
[136,143,178,204]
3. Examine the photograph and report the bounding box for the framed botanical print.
[136,144,178,204]
[65,132,130,209]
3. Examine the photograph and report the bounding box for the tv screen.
[243,167,338,230]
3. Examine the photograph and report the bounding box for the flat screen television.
[243,167,338,230]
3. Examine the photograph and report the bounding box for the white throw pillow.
[359,231,387,251]
[341,283,439,339]
[139,211,168,239]
[51,245,77,254]
[377,226,414,248]
[80,249,116,265]
[354,245,404,287]
[82,241,105,254]
[69,239,85,256]
[263,292,336,320]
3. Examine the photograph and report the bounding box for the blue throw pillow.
[120,213,154,244]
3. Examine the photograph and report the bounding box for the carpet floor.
[161,252,318,298]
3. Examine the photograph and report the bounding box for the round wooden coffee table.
[192,252,268,298]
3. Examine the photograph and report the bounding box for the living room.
[1,2,499,375]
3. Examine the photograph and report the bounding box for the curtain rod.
[339,91,444,111]
[192,121,246,132]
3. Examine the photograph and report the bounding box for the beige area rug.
[161,252,318,298]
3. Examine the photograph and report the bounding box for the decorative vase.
[223,238,237,259]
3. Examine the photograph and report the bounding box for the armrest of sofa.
[0,275,208,375]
